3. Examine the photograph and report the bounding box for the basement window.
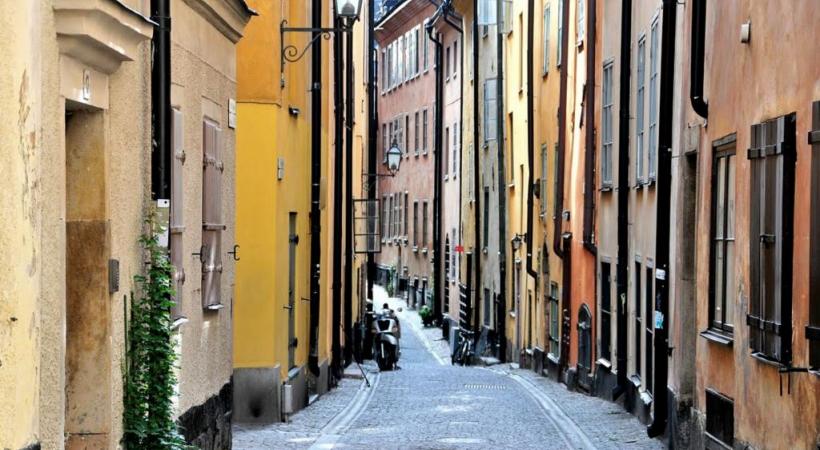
[705,389,734,449]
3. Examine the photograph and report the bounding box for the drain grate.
[464,383,507,390]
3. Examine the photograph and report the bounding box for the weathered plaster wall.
[694,1,820,448]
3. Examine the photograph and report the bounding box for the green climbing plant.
[122,210,186,449]
[386,266,396,297]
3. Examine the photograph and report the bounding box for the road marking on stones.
[464,383,507,390]
[308,372,381,449]
[507,372,596,450]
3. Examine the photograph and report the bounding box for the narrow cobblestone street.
[233,289,663,449]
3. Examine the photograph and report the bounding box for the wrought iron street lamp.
[280,0,364,85]
[385,141,402,175]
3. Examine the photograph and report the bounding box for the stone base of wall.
[592,362,618,401]
[178,381,232,450]
[233,366,282,424]
[669,393,704,450]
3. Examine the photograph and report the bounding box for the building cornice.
[182,0,256,44]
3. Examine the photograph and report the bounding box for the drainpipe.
[612,0,632,401]
[343,18,355,367]
[553,0,570,377]
[426,21,444,324]
[472,0,482,339]
[552,0,568,260]
[648,0,677,438]
[150,0,171,205]
[331,11,344,378]
[582,0,597,254]
[495,0,508,363]
[525,0,537,282]
[690,0,708,119]
[308,0,323,377]
[366,0,377,308]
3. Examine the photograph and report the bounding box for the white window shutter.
[202,121,224,310]
[171,108,186,321]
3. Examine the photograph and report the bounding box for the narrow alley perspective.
[2,0,819,449]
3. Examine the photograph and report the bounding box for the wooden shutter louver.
[170,108,186,321]
[202,120,224,310]
[746,114,796,363]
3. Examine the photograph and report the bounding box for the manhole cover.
[464,384,507,390]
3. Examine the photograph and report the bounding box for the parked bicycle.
[451,328,475,366]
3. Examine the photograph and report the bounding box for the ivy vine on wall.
[122,211,186,449]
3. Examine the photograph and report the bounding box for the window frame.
[636,35,646,184]
[601,60,614,189]
[708,134,737,337]
[542,4,550,76]
[647,16,660,182]
[600,261,613,362]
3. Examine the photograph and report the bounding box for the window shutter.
[202,121,224,310]
[809,100,820,368]
[171,108,186,321]
[746,114,796,362]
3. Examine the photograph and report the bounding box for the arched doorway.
[577,304,593,391]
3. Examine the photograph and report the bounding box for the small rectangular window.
[576,0,584,45]
[171,109,185,321]
[540,144,548,215]
[422,201,429,248]
[557,0,563,67]
[414,111,420,155]
[453,40,459,78]
[483,188,490,248]
[413,201,419,246]
[705,389,734,448]
[445,46,451,81]
[423,109,429,154]
[444,127,450,177]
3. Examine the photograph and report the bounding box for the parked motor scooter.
[371,303,402,371]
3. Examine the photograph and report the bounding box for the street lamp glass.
[336,0,363,19]
[386,144,402,174]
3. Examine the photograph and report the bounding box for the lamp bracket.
[280,19,352,85]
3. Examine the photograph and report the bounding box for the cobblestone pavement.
[233,287,664,449]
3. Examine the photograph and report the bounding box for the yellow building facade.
[234,0,341,423]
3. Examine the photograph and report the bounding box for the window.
[382,123,388,160]
[202,119,224,309]
[645,265,654,394]
[405,115,410,156]
[445,46,451,81]
[413,201,419,246]
[553,143,560,218]
[382,195,388,238]
[404,193,408,237]
[484,78,498,141]
[398,36,404,83]
[648,18,659,181]
[422,109,429,154]
[484,288,492,327]
[810,100,820,370]
[557,0,563,67]
[542,5,550,75]
[382,49,387,92]
[508,113,515,179]
[483,188,490,248]
[576,0,584,45]
[747,114,796,363]
[705,389,734,448]
[423,25,430,71]
[388,195,393,238]
[453,40,458,78]
[540,144,548,215]
[170,109,185,321]
[601,62,613,187]
[422,201,429,248]
[549,283,560,357]
[444,127,450,178]
[600,262,612,361]
[453,124,459,176]
[634,261,642,377]
[467,143,474,201]
[414,111,420,155]
[636,37,646,182]
[518,13,524,90]
[709,136,736,335]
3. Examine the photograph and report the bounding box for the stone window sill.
[700,329,733,347]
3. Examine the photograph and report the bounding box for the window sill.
[704,432,733,450]
[508,183,515,190]
[700,329,733,347]
[629,374,641,389]
[421,248,428,255]
[509,311,517,318]
[596,358,612,370]
[483,247,488,255]
[547,353,560,365]
[412,246,418,253]
[750,352,784,369]
[600,185,613,192]
[204,304,225,312]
